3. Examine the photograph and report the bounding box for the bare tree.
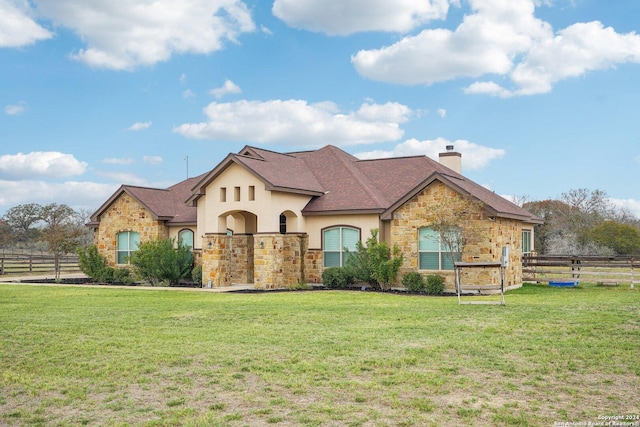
[423,189,486,267]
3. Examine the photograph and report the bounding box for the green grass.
[1,283,638,426]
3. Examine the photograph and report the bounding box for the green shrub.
[99,266,115,283]
[425,275,445,295]
[128,238,193,286]
[76,245,110,282]
[113,268,133,285]
[322,267,353,289]
[191,264,202,284]
[402,272,425,293]
[345,229,403,290]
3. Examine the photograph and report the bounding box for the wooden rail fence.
[522,255,638,288]
[0,252,81,276]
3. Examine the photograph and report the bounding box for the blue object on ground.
[549,281,576,287]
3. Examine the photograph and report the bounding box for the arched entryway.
[220,210,257,284]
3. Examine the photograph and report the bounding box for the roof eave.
[267,185,324,197]
[302,208,384,216]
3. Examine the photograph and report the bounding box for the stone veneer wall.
[94,193,169,266]
[202,234,231,287]
[230,234,254,284]
[304,249,323,284]
[390,182,523,291]
[253,234,307,289]
[201,233,309,288]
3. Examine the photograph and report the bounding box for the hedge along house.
[89,144,542,290]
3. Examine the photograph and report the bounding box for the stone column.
[253,234,306,289]
[201,234,231,287]
[230,234,254,284]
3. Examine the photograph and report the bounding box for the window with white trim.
[323,227,359,267]
[418,227,460,270]
[117,231,140,264]
[522,229,532,255]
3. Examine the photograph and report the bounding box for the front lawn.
[1,283,638,426]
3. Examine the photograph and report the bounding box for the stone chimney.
[438,145,462,174]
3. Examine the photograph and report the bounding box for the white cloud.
[210,80,242,99]
[174,100,411,146]
[0,179,118,215]
[4,102,27,116]
[182,89,196,98]
[127,121,152,131]
[352,0,551,85]
[32,0,255,70]
[352,0,640,96]
[354,137,505,171]
[0,152,88,179]
[506,21,640,96]
[102,157,134,165]
[143,156,163,165]
[437,108,446,118]
[0,0,53,47]
[464,81,514,98]
[273,0,450,35]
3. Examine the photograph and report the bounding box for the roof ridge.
[243,145,298,158]
[124,184,169,192]
[356,154,426,162]
[328,146,390,208]
[235,153,267,162]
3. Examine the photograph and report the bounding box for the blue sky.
[1,0,639,218]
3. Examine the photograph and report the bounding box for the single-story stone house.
[88,145,542,290]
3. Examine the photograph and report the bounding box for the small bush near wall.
[322,267,354,289]
[402,272,425,293]
[191,265,202,284]
[425,275,445,295]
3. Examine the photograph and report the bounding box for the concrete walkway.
[0,273,255,293]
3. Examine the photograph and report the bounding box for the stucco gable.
[187,149,325,206]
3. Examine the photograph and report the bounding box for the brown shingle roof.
[237,145,541,223]
[89,173,205,226]
[93,145,540,226]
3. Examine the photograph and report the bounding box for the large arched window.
[178,229,194,249]
[323,226,360,267]
[117,231,140,264]
[418,227,460,270]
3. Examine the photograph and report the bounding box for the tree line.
[522,188,640,256]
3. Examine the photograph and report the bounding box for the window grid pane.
[324,252,341,267]
[323,227,360,267]
[323,229,340,251]
[117,231,140,265]
[418,227,457,271]
[522,230,531,254]
[419,252,439,270]
[419,227,439,251]
[341,228,359,251]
